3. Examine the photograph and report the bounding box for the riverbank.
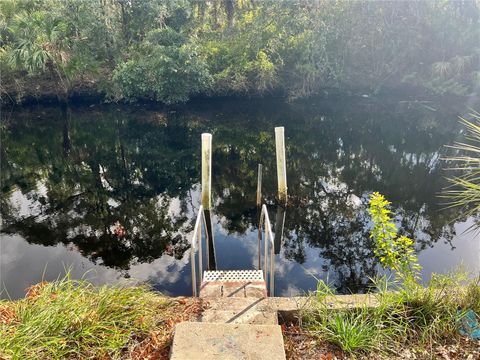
[1,61,475,109]
[2,2,478,109]
[0,277,205,359]
[1,275,479,359]
[1,76,475,109]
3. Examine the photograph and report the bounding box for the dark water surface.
[1,96,479,299]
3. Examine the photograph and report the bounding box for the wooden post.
[201,133,216,270]
[256,164,263,208]
[275,127,287,205]
[256,164,263,270]
[201,134,212,210]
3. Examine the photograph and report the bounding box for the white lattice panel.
[203,270,264,282]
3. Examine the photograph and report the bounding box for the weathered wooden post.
[275,127,287,206]
[274,127,287,255]
[201,133,213,210]
[256,164,263,210]
[201,133,216,270]
[256,164,263,269]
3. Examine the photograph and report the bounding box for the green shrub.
[113,27,213,104]
[369,192,421,280]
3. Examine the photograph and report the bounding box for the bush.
[369,192,420,280]
[113,28,213,104]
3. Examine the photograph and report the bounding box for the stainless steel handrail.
[190,205,205,297]
[258,204,275,296]
[191,203,275,297]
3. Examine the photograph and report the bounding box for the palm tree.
[7,10,94,102]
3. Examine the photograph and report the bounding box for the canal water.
[1,95,479,299]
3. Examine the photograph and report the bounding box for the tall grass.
[302,271,480,355]
[0,275,176,359]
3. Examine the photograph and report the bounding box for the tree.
[113,28,213,104]
[6,4,98,102]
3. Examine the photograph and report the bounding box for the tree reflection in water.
[1,96,475,294]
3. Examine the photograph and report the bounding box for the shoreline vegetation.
[0,276,205,360]
[1,273,479,359]
[1,1,479,106]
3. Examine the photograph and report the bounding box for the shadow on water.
[1,96,479,298]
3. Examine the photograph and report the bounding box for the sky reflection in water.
[1,97,479,299]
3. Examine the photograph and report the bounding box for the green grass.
[0,276,181,360]
[301,272,480,355]
[466,277,480,314]
[309,307,383,353]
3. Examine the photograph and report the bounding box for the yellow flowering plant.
[369,192,421,280]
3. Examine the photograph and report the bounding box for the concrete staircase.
[170,270,287,359]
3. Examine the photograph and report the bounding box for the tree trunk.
[223,0,235,28]
[212,0,220,29]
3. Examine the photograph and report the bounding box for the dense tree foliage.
[112,28,213,103]
[1,0,479,103]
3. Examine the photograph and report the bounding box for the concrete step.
[200,309,278,325]
[200,282,267,298]
[203,297,285,311]
[170,322,286,360]
[200,270,267,298]
[200,297,278,324]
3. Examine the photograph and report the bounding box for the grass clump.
[0,275,197,360]
[302,273,480,356]
[465,277,480,314]
[303,281,394,354]
[307,306,384,353]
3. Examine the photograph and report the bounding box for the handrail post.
[270,239,275,296]
[258,205,276,296]
[191,238,197,297]
[263,211,268,281]
[191,205,204,297]
[198,223,202,284]
[275,127,287,206]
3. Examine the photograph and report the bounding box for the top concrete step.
[200,270,267,298]
[170,322,286,360]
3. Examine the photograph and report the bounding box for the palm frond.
[442,112,480,223]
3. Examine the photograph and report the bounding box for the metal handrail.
[190,205,205,297]
[191,203,275,297]
[258,204,275,296]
